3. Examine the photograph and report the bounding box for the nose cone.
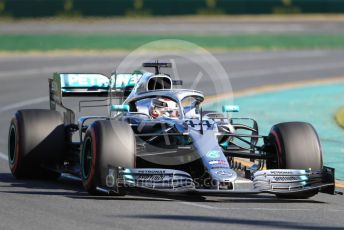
[210,168,237,183]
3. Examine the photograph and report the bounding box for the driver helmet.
[149,97,178,119]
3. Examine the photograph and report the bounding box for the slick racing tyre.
[267,122,323,199]
[8,109,65,179]
[81,120,136,195]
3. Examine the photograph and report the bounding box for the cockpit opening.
[147,76,172,91]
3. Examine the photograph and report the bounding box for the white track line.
[61,173,81,181]
[0,96,50,161]
[179,201,217,209]
[0,96,48,114]
[178,201,344,212]
[0,51,331,79]
[0,152,80,181]
[0,152,8,161]
[0,62,113,79]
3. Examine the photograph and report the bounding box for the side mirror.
[111,104,129,112]
[222,105,240,112]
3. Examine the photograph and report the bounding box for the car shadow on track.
[0,172,84,194]
[119,214,343,230]
[0,172,179,201]
[0,172,325,203]
[201,197,326,204]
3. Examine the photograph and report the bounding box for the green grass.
[1,34,344,51]
[335,107,344,129]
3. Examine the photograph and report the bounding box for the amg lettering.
[270,171,293,174]
[137,175,165,181]
[273,176,301,181]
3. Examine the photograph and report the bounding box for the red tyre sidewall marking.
[85,128,97,190]
[11,118,20,174]
[270,130,282,168]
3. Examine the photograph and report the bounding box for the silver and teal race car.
[8,62,335,199]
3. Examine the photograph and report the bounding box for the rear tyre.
[8,109,65,179]
[81,120,136,195]
[267,122,323,199]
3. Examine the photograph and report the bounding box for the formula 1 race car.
[8,62,335,199]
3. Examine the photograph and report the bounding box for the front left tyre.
[267,122,323,199]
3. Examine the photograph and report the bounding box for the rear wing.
[50,72,142,96]
[49,72,142,123]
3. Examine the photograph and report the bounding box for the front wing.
[99,166,335,197]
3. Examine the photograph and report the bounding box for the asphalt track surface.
[1,18,344,34]
[1,50,344,230]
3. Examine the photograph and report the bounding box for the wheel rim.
[8,125,17,165]
[81,136,93,180]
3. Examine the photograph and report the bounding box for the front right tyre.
[81,120,136,195]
